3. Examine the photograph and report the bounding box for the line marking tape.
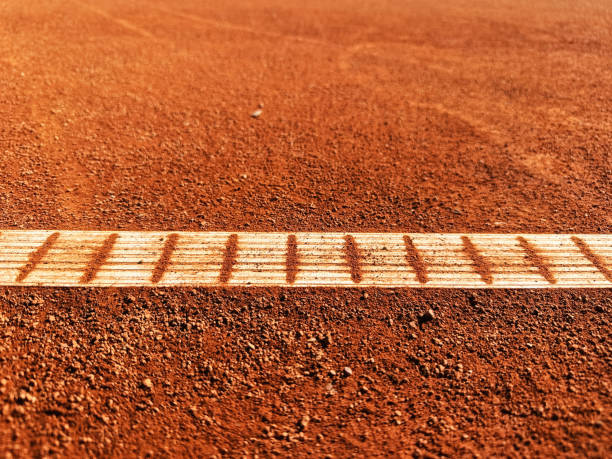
[0,231,610,288]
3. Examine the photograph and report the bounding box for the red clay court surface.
[1,0,611,457]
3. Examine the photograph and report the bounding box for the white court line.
[0,231,610,288]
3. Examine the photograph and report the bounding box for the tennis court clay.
[0,0,610,456]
